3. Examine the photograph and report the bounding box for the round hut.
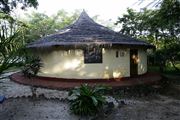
[28,11,154,79]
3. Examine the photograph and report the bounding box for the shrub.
[68,84,110,116]
[22,56,42,78]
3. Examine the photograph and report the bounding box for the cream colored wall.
[138,49,147,75]
[37,48,130,79]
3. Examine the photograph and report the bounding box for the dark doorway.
[130,49,138,77]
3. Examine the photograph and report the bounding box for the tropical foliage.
[0,13,28,74]
[0,0,39,75]
[68,84,110,116]
[22,55,43,78]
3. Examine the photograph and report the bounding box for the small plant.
[68,84,110,116]
[22,56,42,78]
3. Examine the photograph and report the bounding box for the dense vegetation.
[0,0,38,74]
[22,10,80,43]
[116,0,180,73]
[0,13,27,74]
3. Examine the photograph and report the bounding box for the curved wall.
[37,48,129,79]
[138,49,147,75]
[36,47,147,79]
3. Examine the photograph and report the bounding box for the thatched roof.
[27,10,154,48]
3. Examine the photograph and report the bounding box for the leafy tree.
[22,10,80,43]
[22,10,112,43]
[115,8,164,48]
[147,0,180,72]
[0,0,38,13]
[0,13,28,74]
[116,0,180,72]
[0,0,38,75]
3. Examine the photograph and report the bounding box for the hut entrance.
[130,49,138,77]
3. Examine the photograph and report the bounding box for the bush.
[68,84,110,116]
[22,56,42,78]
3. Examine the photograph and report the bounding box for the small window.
[120,51,125,57]
[84,47,102,64]
[116,51,119,58]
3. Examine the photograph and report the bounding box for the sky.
[16,0,149,22]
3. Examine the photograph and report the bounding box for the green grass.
[3,66,20,73]
[144,62,180,87]
[164,63,180,75]
[148,66,160,72]
[148,63,180,75]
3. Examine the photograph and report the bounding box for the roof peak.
[80,9,89,17]
[75,10,95,24]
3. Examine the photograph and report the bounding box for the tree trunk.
[171,60,180,72]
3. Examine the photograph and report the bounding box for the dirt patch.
[101,95,180,120]
[0,98,82,120]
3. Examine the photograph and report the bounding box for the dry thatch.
[27,10,154,48]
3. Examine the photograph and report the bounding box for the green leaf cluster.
[68,84,110,116]
[22,56,43,78]
[0,0,38,74]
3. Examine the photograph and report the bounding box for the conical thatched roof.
[27,10,153,48]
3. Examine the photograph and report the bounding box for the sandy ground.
[1,95,180,120]
[106,96,180,120]
[0,72,180,120]
[0,72,69,100]
[0,98,81,120]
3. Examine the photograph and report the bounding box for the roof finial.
[82,9,86,12]
[81,9,88,16]
[78,9,91,20]
[74,9,95,24]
